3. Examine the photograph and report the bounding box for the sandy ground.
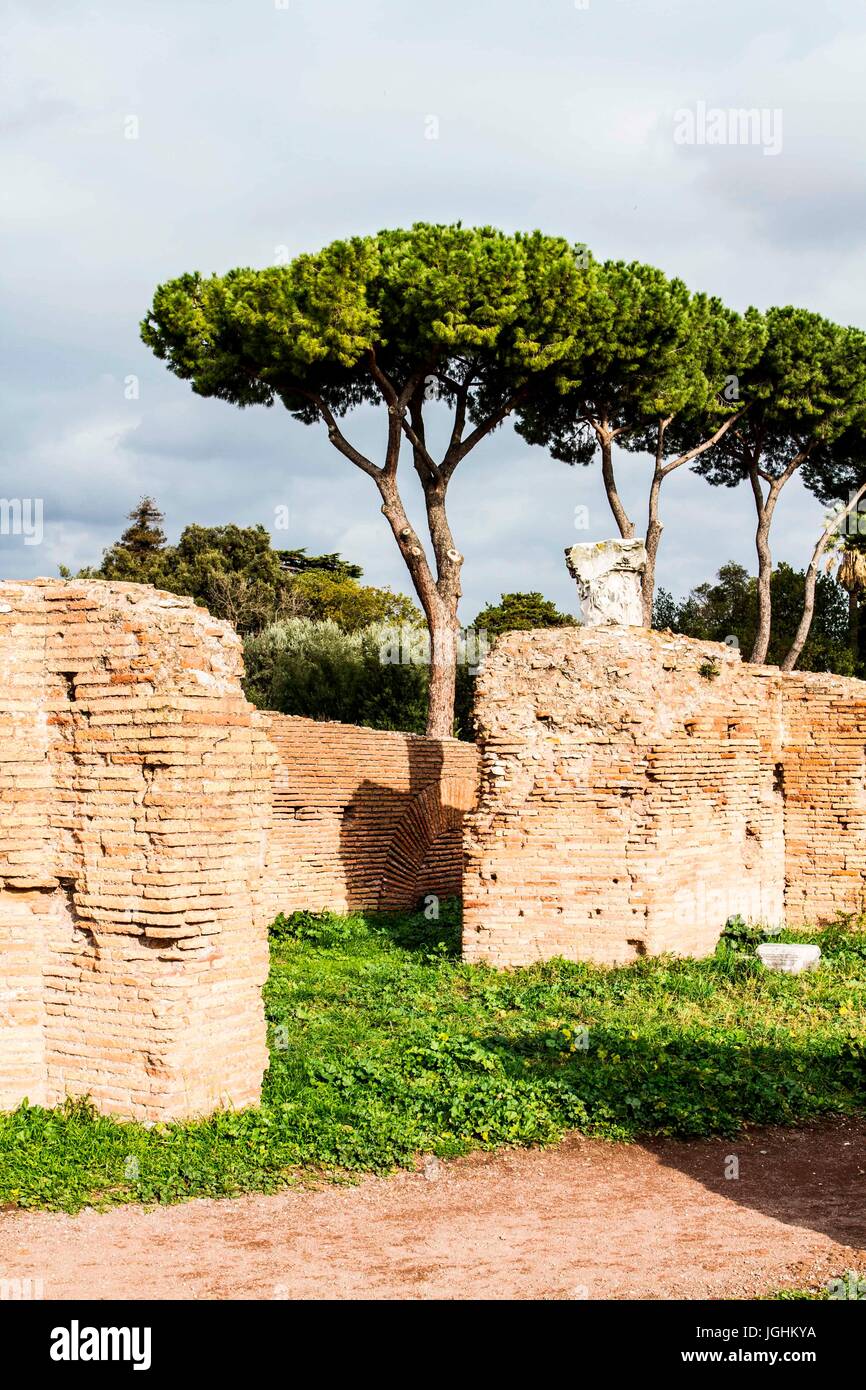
[1,1119,864,1300]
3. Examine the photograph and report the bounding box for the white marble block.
[565,539,647,626]
[756,943,821,975]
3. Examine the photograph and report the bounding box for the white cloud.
[0,0,859,610]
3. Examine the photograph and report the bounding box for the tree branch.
[781,480,866,671]
[445,374,471,460]
[406,390,442,485]
[446,385,528,477]
[289,388,382,479]
[659,407,746,478]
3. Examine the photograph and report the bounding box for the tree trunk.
[780,561,819,673]
[599,432,635,539]
[781,482,866,672]
[639,410,743,628]
[746,444,813,665]
[375,471,462,739]
[751,522,773,663]
[420,480,464,738]
[641,432,666,627]
[426,599,460,738]
[749,467,776,664]
[311,363,488,739]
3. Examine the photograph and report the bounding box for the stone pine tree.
[621,292,766,624]
[696,307,866,664]
[516,261,766,623]
[141,224,591,736]
[781,427,866,671]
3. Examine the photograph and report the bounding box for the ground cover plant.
[767,1271,866,1301]
[0,904,863,1213]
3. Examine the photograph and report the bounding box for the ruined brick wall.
[780,670,866,926]
[263,715,479,917]
[463,626,866,968]
[0,579,274,1120]
[0,579,479,1120]
[7,577,864,1115]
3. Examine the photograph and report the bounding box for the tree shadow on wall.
[338,734,470,911]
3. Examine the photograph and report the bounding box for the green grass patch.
[1,903,864,1212]
[766,1271,866,1300]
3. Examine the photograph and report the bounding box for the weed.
[1,905,863,1212]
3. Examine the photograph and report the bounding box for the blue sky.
[2,0,864,618]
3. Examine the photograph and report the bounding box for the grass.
[0,903,864,1212]
[767,1272,866,1300]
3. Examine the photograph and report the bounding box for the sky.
[2,0,865,620]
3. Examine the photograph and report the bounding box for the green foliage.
[769,1272,866,1301]
[243,617,476,738]
[516,261,766,464]
[279,549,363,579]
[243,617,429,731]
[470,591,576,640]
[287,569,417,632]
[654,561,857,676]
[141,224,592,417]
[716,915,775,957]
[270,909,369,948]
[76,512,415,638]
[696,307,866,491]
[1,908,863,1213]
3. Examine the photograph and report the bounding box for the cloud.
[0,0,860,612]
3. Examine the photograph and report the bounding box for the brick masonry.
[4,583,866,1117]
[0,579,275,1120]
[262,715,478,919]
[0,579,478,1119]
[463,626,866,967]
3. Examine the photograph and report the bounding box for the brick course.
[463,626,866,967]
[0,580,478,1119]
[263,714,478,918]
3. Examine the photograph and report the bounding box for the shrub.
[243,617,477,737]
[269,909,368,947]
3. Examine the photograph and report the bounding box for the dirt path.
[2,1119,864,1300]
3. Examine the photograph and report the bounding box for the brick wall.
[463,626,866,968]
[0,579,274,1121]
[781,671,866,925]
[6,579,866,1116]
[263,714,479,917]
[0,580,478,1120]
